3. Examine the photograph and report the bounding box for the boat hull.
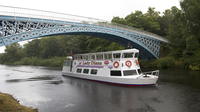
[62,72,158,86]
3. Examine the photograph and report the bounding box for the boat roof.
[74,49,139,56]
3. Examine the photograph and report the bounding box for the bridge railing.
[94,22,168,42]
[0,5,168,42]
[0,5,104,23]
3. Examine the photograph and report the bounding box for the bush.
[189,65,200,71]
[183,50,200,71]
[153,57,175,69]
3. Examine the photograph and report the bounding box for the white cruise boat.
[62,49,159,86]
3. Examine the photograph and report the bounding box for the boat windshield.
[137,69,142,75]
[134,52,139,58]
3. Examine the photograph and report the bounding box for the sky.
[0,0,180,53]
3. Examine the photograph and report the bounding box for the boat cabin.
[63,49,142,77]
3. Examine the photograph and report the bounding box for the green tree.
[181,0,200,39]
[112,7,161,35]
[39,37,64,58]
[184,35,199,56]
[143,7,161,34]
[111,17,126,25]
[164,7,186,58]
[124,10,144,29]
[4,43,23,63]
[24,39,41,57]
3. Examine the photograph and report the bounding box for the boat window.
[113,53,121,59]
[123,52,134,58]
[73,56,77,60]
[86,55,89,60]
[134,53,139,58]
[76,56,78,60]
[104,53,112,59]
[83,69,89,74]
[91,69,98,75]
[82,55,89,60]
[96,54,103,60]
[81,55,85,60]
[64,60,71,66]
[66,56,73,60]
[137,69,142,74]
[123,70,137,76]
[90,55,96,60]
[111,70,122,76]
[77,55,82,60]
[64,61,67,66]
[76,68,82,73]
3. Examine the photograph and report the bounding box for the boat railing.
[143,70,159,76]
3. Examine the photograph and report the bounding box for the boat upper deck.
[73,49,139,60]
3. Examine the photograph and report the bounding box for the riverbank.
[0,92,37,112]
[140,56,200,71]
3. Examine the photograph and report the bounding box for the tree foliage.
[0,35,124,64]
[112,8,161,35]
[111,2,200,70]
[0,43,24,63]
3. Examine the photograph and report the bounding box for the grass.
[0,92,37,112]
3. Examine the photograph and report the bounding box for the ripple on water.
[46,80,64,85]
[5,76,57,83]
[64,103,75,109]
[11,69,34,73]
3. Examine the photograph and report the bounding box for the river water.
[0,64,200,112]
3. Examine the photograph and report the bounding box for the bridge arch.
[0,6,168,59]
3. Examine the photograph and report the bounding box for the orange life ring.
[125,60,132,67]
[113,61,119,68]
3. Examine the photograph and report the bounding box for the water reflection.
[63,77,175,112]
[160,69,200,88]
